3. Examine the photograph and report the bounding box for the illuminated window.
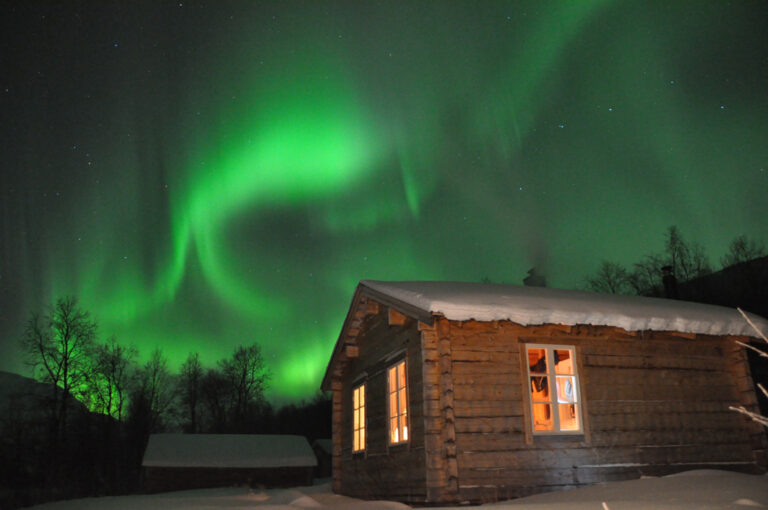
[526,345,581,434]
[388,360,408,444]
[352,383,365,452]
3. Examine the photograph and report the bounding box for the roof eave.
[320,281,434,391]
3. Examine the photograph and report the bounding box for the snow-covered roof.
[142,434,318,468]
[360,280,768,338]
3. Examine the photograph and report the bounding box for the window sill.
[531,434,586,445]
[387,441,410,453]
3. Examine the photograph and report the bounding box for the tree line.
[2,297,329,509]
[584,227,765,296]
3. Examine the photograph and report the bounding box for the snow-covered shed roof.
[360,280,768,337]
[142,434,317,468]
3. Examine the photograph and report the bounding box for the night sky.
[2,1,767,401]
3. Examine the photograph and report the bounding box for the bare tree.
[616,227,712,296]
[20,296,96,445]
[179,352,203,433]
[585,261,632,294]
[729,309,768,428]
[200,367,229,433]
[721,235,766,268]
[88,336,136,421]
[220,344,269,431]
[665,225,711,282]
[627,254,666,295]
[133,348,175,432]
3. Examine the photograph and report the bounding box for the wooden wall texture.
[331,302,766,504]
[335,305,427,503]
[426,319,767,503]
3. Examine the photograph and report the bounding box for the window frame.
[352,382,366,453]
[387,359,409,445]
[524,343,583,435]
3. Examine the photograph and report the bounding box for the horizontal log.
[582,353,726,372]
[453,383,522,401]
[455,416,525,434]
[450,350,518,362]
[455,400,523,418]
[586,382,737,402]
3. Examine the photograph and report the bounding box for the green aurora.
[2,1,767,401]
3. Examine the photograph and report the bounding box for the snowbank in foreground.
[26,470,768,510]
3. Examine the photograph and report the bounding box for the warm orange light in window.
[353,384,365,452]
[526,345,581,433]
[388,361,408,444]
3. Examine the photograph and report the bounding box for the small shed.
[321,280,768,504]
[142,434,317,493]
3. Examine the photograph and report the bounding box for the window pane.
[388,367,396,393]
[354,408,359,429]
[360,385,365,407]
[530,376,550,402]
[532,403,553,431]
[399,414,407,440]
[389,392,397,418]
[360,428,365,449]
[559,403,579,430]
[398,388,407,415]
[528,348,547,373]
[354,432,359,451]
[555,349,573,375]
[398,362,406,389]
[556,376,576,403]
[390,418,399,442]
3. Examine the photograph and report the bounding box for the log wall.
[423,320,766,503]
[335,304,427,503]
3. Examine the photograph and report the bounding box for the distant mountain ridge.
[0,370,90,417]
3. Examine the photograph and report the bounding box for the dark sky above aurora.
[1,1,767,401]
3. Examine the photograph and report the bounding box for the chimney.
[523,267,546,287]
[661,265,678,299]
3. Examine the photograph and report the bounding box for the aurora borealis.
[2,1,767,401]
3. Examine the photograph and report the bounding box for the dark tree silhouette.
[721,235,766,268]
[88,336,136,421]
[131,348,174,433]
[179,352,203,433]
[585,261,632,294]
[200,367,229,432]
[20,296,97,447]
[665,225,711,282]
[585,226,712,297]
[220,344,270,432]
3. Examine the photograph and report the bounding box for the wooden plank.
[388,307,408,326]
[454,399,521,418]
[455,416,525,434]
[453,383,522,401]
[437,318,458,499]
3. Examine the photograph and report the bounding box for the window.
[525,345,581,434]
[388,360,408,444]
[352,383,366,452]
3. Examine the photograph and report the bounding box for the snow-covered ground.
[25,470,768,510]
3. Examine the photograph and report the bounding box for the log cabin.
[321,280,768,504]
